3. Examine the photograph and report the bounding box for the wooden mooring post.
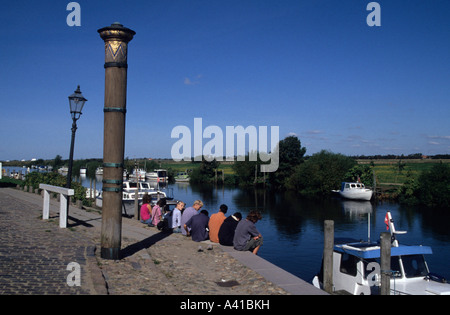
[380,232,391,295]
[324,220,334,294]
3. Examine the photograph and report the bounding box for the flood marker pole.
[98,23,135,260]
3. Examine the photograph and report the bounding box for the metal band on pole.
[102,179,123,185]
[104,62,128,69]
[102,187,122,193]
[103,163,124,168]
[104,107,127,114]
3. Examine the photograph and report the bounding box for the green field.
[161,158,450,187]
[358,159,450,186]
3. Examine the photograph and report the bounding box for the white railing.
[39,184,74,228]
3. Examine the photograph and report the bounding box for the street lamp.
[66,85,87,189]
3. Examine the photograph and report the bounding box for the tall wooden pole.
[323,220,334,294]
[98,23,135,260]
[380,232,392,295]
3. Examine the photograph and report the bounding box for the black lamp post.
[66,85,87,189]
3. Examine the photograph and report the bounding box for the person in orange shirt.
[208,204,228,243]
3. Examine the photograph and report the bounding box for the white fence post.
[43,189,50,220]
[60,193,68,228]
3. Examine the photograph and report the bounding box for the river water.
[169,182,450,283]
[3,166,449,282]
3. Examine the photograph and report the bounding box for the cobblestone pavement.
[0,189,97,294]
[0,188,289,295]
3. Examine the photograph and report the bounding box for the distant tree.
[287,150,356,197]
[345,164,374,186]
[397,170,420,205]
[232,154,260,186]
[416,163,450,209]
[268,136,306,189]
[189,158,219,184]
[52,155,63,170]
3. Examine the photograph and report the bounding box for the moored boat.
[129,168,146,181]
[95,181,169,216]
[332,182,373,201]
[95,167,103,175]
[312,212,450,295]
[146,169,168,182]
[174,171,190,182]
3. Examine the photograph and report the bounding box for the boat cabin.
[334,182,373,201]
[341,182,366,191]
[122,181,155,192]
[314,239,449,295]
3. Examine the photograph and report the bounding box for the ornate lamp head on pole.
[98,22,136,69]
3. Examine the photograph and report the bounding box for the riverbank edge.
[0,187,326,295]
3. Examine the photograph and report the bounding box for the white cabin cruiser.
[146,169,168,182]
[121,181,167,204]
[95,181,168,217]
[312,212,450,295]
[333,182,373,201]
[129,168,146,180]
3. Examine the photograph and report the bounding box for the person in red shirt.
[208,204,228,243]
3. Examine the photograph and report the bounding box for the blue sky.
[0,0,449,161]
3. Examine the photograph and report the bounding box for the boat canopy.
[334,242,433,259]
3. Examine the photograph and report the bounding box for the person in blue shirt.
[180,200,203,236]
[184,210,210,242]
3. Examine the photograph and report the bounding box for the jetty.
[0,186,326,295]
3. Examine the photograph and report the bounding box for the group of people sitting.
[140,196,263,255]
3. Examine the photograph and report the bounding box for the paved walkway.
[0,188,100,294]
[0,187,326,295]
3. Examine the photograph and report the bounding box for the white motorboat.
[312,212,450,295]
[121,180,167,203]
[58,167,68,175]
[332,182,373,201]
[146,169,168,182]
[95,180,168,216]
[129,168,146,180]
[174,171,190,182]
